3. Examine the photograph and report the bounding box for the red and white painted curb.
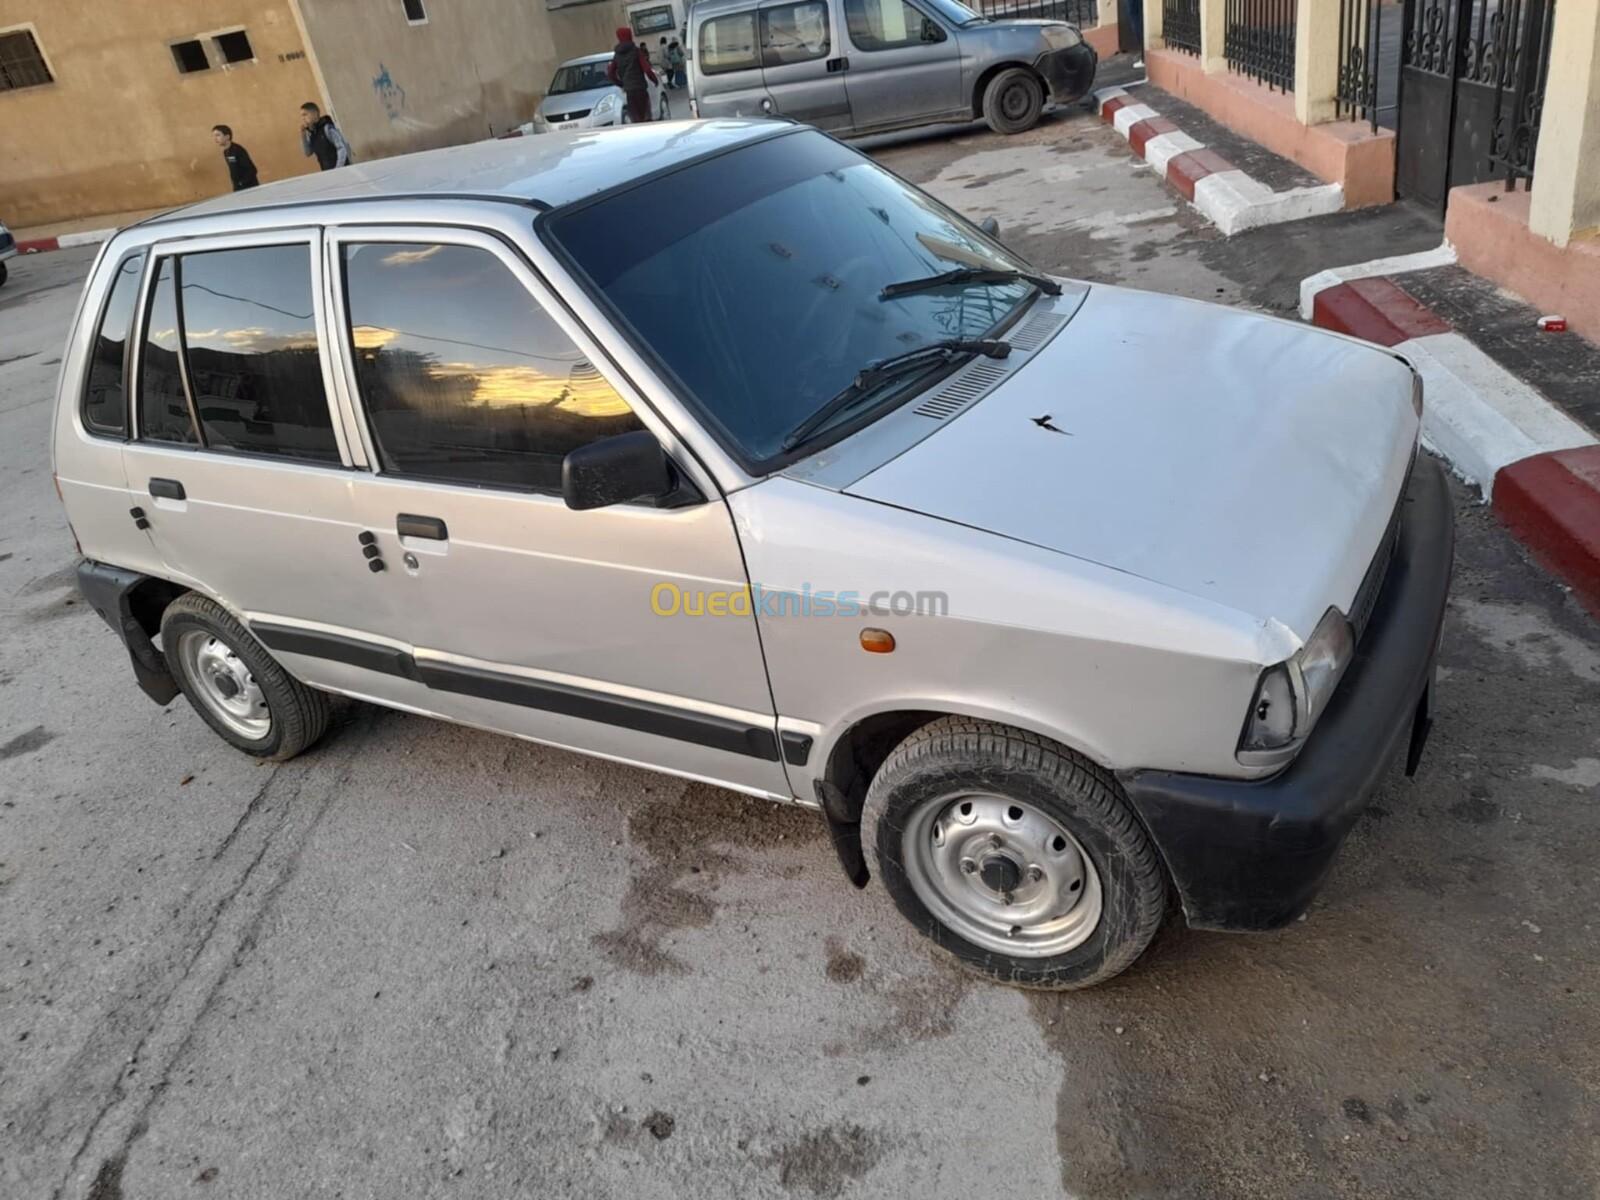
[1095,85,1343,235]
[1304,267,1600,617]
[15,227,118,255]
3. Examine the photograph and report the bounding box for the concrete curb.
[1306,270,1600,617]
[16,227,117,255]
[1095,85,1343,235]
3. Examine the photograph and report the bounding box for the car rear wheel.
[861,717,1168,989]
[982,68,1045,135]
[160,593,330,761]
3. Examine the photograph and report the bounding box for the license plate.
[557,121,580,131]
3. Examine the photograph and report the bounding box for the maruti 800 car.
[52,122,1451,989]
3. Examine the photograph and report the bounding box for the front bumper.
[0,228,16,261]
[1036,42,1098,104]
[1120,454,1454,932]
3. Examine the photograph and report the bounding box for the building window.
[213,30,254,64]
[402,0,428,23]
[0,27,53,90]
[171,39,210,73]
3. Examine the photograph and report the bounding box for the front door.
[758,0,852,129]
[1395,0,1556,213]
[118,230,379,668]
[839,0,962,130]
[324,226,791,799]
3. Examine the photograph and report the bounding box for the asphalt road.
[3,108,1598,1200]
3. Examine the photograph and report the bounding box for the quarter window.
[342,242,643,493]
[138,259,198,445]
[844,0,943,50]
[177,245,340,463]
[761,2,830,66]
[83,253,146,436]
[699,12,759,74]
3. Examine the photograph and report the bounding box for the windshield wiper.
[779,338,1011,453]
[880,266,1062,302]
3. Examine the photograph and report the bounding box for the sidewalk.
[10,206,167,253]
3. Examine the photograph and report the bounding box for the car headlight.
[1041,24,1083,50]
[1238,607,1355,766]
[594,92,620,115]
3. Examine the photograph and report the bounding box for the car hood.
[539,85,617,116]
[843,283,1419,640]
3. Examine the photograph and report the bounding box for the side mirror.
[979,216,1002,238]
[562,430,675,511]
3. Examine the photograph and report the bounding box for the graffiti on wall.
[373,63,408,122]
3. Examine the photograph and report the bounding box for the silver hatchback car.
[54,122,1451,990]
[690,0,1096,135]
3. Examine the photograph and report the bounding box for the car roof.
[151,119,783,224]
[562,52,613,66]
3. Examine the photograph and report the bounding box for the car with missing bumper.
[689,0,1096,137]
[52,121,1451,989]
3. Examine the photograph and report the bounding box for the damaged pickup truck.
[53,120,1451,988]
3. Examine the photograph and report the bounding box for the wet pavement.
[3,106,1598,1200]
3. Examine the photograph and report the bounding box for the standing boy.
[212,125,259,191]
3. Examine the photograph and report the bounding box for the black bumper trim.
[1036,42,1098,104]
[1120,454,1454,932]
[76,561,181,706]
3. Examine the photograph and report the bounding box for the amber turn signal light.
[860,628,895,654]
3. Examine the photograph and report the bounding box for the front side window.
[342,242,643,492]
[699,12,759,74]
[178,245,339,463]
[545,130,1035,469]
[83,253,146,436]
[138,259,198,445]
[844,0,943,50]
[761,1,830,65]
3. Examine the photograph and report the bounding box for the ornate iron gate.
[1395,0,1556,213]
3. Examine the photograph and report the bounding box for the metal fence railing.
[1224,0,1296,91]
[1485,0,1557,190]
[1163,0,1202,55]
[1335,0,1382,129]
[974,0,1098,25]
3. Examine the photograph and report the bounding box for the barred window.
[0,28,52,91]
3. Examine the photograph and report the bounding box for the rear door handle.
[149,478,186,501]
[826,56,849,73]
[397,513,448,541]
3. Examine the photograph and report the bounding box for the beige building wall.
[292,0,635,162]
[0,1,322,227]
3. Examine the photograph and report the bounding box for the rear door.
[758,0,851,130]
[692,7,770,117]
[840,0,962,129]
[324,225,791,799]
[118,230,380,670]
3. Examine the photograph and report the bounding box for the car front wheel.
[982,67,1045,135]
[161,593,330,761]
[861,717,1168,989]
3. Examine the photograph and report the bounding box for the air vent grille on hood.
[1009,311,1067,352]
[912,360,1011,420]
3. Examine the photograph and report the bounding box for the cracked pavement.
[3,105,1599,1199]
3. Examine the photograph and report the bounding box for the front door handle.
[826,56,849,73]
[149,478,186,501]
[397,513,448,541]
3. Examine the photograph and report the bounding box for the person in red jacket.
[605,27,657,124]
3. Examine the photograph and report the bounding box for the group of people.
[211,101,352,193]
[606,26,686,123]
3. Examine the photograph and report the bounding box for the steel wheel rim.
[901,791,1102,958]
[177,629,271,740]
[1001,82,1032,121]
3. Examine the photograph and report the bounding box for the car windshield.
[549,61,610,94]
[923,0,987,24]
[544,130,1037,469]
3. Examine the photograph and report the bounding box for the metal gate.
[1395,0,1556,212]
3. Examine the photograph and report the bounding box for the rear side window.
[845,0,942,50]
[341,241,643,493]
[761,1,830,65]
[138,259,198,445]
[178,245,339,463]
[82,253,145,436]
[699,12,759,74]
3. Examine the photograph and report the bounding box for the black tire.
[982,67,1045,135]
[0,260,8,287]
[861,717,1167,990]
[160,593,330,761]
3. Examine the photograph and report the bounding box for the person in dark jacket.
[605,27,657,124]
[212,125,259,191]
[299,102,352,170]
